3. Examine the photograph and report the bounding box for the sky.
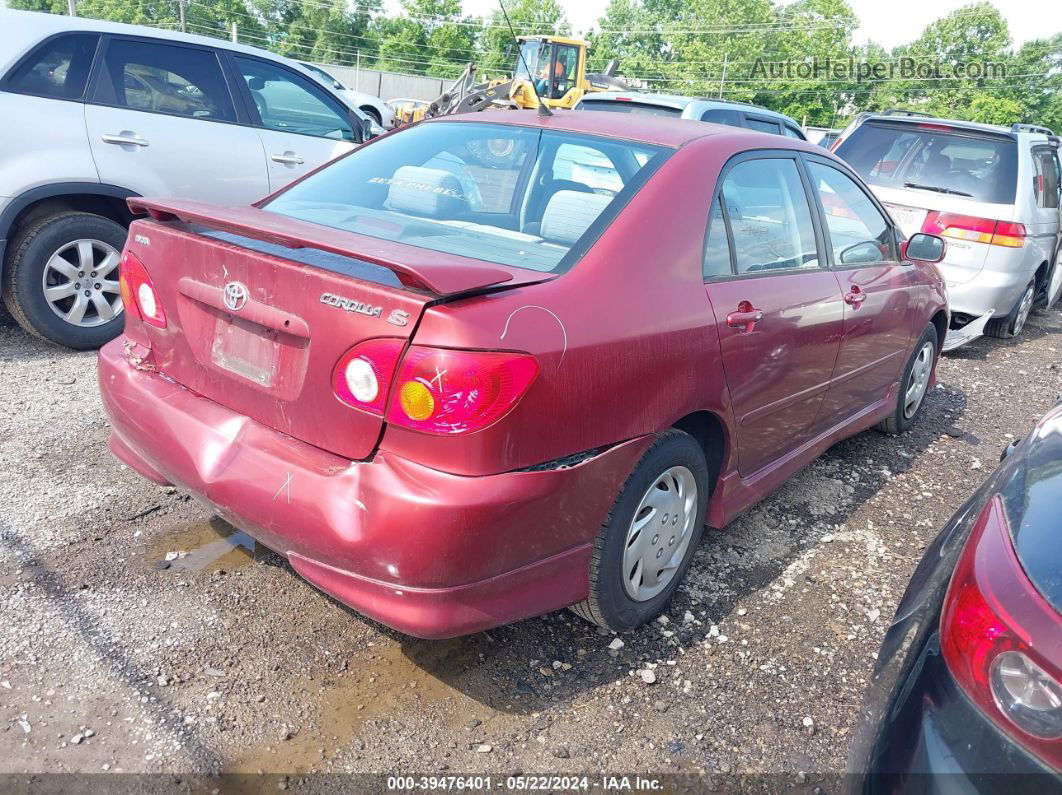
[450,0,1061,49]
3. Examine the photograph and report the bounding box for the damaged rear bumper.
[98,337,650,638]
[942,310,992,352]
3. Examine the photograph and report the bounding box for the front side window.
[551,45,579,99]
[720,158,820,274]
[94,39,234,121]
[807,162,896,266]
[264,122,670,273]
[233,56,354,141]
[5,33,99,100]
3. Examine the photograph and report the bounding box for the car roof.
[426,109,807,149]
[1,8,299,66]
[579,91,799,120]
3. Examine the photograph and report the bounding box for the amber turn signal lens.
[399,380,435,421]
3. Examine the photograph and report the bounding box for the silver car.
[835,115,1062,348]
[576,92,808,140]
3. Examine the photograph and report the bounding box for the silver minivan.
[835,115,1062,348]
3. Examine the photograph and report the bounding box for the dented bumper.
[98,337,649,638]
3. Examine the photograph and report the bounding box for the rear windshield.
[578,100,682,118]
[264,122,669,273]
[836,122,1017,204]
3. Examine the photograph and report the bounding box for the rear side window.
[807,162,896,265]
[783,125,804,140]
[578,100,681,117]
[720,158,820,274]
[93,39,235,122]
[1032,148,1061,209]
[745,117,782,135]
[701,108,743,126]
[5,33,99,100]
[837,122,1018,204]
[703,202,732,278]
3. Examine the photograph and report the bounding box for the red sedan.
[99,112,949,638]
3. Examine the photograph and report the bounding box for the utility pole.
[178,0,186,33]
[67,0,77,17]
[231,21,238,43]
[718,53,728,99]
[355,50,361,90]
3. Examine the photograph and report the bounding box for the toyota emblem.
[223,281,249,312]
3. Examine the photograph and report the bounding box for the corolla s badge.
[223,281,249,312]
[320,292,383,318]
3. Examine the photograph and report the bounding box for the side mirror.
[902,232,946,263]
[246,76,265,91]
[349,112,372,143]
[839,240,884,265]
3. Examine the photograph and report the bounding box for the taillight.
[118,251,166,327]
[386,346,538,434]
[940,496,1062,769]
[331,338,404,414]
[923,212,1026,248]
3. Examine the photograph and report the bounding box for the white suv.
[0,9,372,348]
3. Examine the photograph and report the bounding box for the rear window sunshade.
[836,121,1017,204]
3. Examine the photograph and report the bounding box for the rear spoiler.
[127,198,553,296]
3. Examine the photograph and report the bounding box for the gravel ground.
[1,306,1060,784]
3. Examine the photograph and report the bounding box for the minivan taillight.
[118,251,166,327]
[387,346,538,434]
[923,212,1026,248]
[940,496,1062,770]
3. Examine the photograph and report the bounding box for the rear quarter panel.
[380,136,743,476]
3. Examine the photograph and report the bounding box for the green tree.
[967,93,1022,125]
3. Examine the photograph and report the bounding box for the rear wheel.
[570,430,709,631]
[876,324,936,436]
[2,212,126,349]
[986,281,1034,339]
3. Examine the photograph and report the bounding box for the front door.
[85,37,268,205]
[229,55,357,193]
[703,155,845,477]
[804,158,921,427]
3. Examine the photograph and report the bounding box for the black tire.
[986,280,1034,339]
[876,324,937,436]
[360,106,382,126]
[1036,253,1062,312]
[569,430,710,631]
[2,212,127,350]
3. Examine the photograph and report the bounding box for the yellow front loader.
[392,36,626,125]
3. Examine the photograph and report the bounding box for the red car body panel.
[99,113,948,637]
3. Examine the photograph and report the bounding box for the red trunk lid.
[121,199,551,461]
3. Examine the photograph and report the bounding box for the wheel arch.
[929,309,948,351]
[671,410,728,497]
[0,184,140,285]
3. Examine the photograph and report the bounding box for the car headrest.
[540,190,613,245]
[383,166,467,217]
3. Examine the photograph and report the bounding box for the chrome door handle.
[726,302,763,333]
[845,289,867,306]
[270,153,305,165]
[101,133,149,147]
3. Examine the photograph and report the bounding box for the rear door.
[1030,144,1062,270]
[85,36,268,204]
[803,157,920,426]
[703,153,845,476]
[228,55,357,192]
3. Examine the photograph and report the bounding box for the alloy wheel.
[42,239,123,328]
[903,341,934,420]
[621,466,698,602]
